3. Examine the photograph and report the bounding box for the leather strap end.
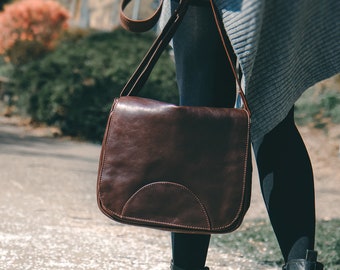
[120,0,164,32]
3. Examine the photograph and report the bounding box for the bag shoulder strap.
[119,0,250,115]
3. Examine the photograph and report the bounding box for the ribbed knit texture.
[160,0,340,140]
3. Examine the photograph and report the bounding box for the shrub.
[0,0,69,65]
[295,80,340,128]
[12,28,178,141]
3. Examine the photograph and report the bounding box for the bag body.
[97,96,252,234]
[96,0,252,234]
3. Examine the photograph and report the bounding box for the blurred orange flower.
[0,0,69,56]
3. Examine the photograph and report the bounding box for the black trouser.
[170,2,316,268]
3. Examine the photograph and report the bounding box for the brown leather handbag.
[96,0,252,234]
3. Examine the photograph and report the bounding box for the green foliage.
[12,28,178,141]
[5,40,50,66]
[211,219,340,268]
[295,76,340,128]
[316,220,340,268]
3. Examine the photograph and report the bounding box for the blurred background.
[0,0,339,143]
[0,0,176,142]
[0,0,339,269]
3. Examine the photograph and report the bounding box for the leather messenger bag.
[96,0,252,234]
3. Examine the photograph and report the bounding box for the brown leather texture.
[97,96,252,234]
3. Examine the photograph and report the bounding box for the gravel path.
[0,116,339,270]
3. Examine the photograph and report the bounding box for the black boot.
[170,260,209,270]
[282,250,324,270]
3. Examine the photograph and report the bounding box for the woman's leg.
[252,108,316,262]
[171,0,236,108]
[171,233,211,269]
[170,0,236,268]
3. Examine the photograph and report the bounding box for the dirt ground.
[298,124,340,220]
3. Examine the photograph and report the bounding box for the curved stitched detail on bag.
[121,181,211,230]
[122,216,210,232]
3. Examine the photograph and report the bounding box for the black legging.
[170,1,316,268]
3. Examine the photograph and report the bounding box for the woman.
[160,0,340,269]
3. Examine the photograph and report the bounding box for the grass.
[211,219,340,269]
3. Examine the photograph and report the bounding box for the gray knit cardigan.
[160,0,340,141]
